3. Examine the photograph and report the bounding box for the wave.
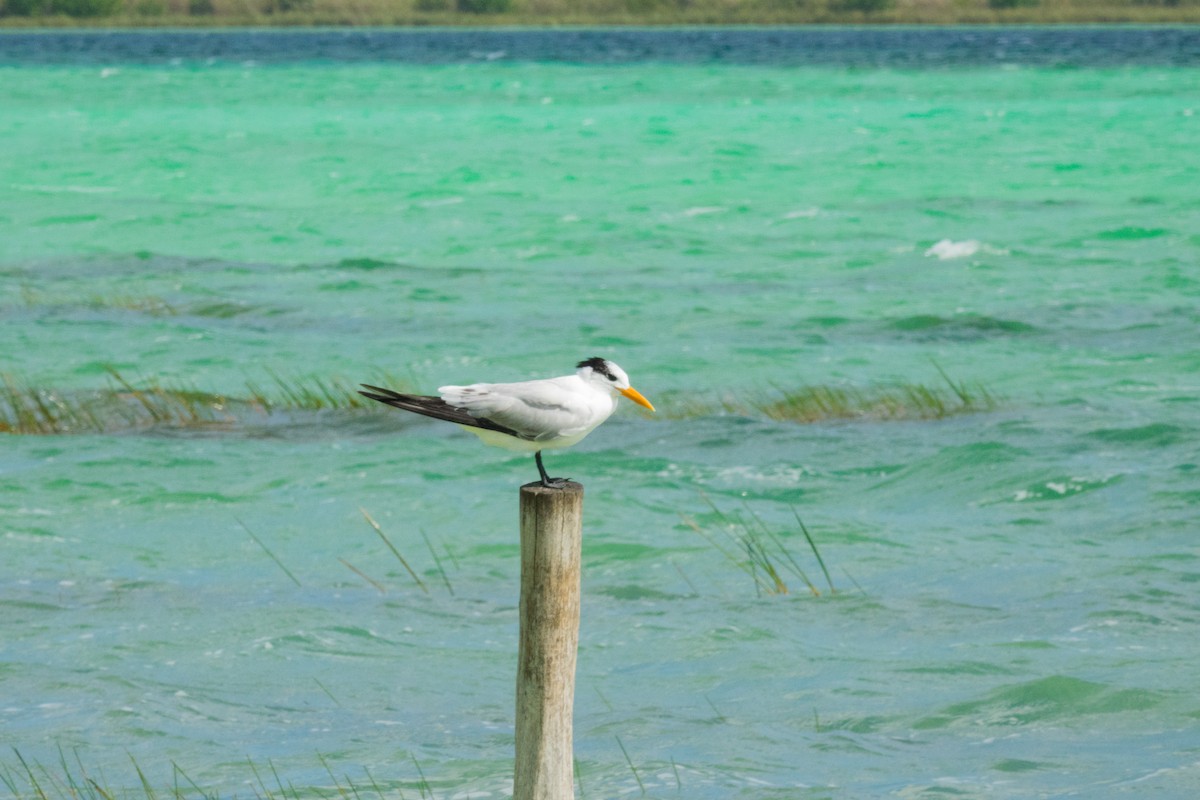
[888,313,1038,340]
[923,238,1008,260]
[915,675,1167,730]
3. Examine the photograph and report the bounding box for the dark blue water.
[2,26,1200,66]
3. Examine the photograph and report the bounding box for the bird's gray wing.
[359,385,524,438]
[439,380,599,441]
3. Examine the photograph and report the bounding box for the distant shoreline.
[3,1,1200,30]
[8,27,1195,68]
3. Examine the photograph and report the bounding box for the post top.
[520,480,584,496]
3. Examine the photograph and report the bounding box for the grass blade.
[410,756,431,800]
[11,749,49,800]
[704,694,726,723]
[419,528,454,596]
[574,756,586,800]
[339,558,386,595]
[105,367,163,423]
[842,567,868,596]
[670,559,700,596]
[238,519,301,588]
[246,758,269,799]
[314,678,343,708]
[679,513,745,577]
[172,761,211,800]
[359,508,428,594]
[792,508,835,594]
[128,754,158,800]
[739,502,806,595]
[315,753,346,798]
[361,765,391,800]
[0,762,21,798]
[614,736,645,796]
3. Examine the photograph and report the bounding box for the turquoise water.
[2,28,1200,798]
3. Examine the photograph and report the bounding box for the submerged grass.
[683,494,837,597]
[11,287,281,319]
[613,736,646,797]
[359,507,429,594]
[238,518,302,588]
[246,368,376,414]
[1,367,994,436]
[0,368,407,435]
[0,750,441,800]
[660,367,996,424]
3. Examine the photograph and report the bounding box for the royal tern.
[359,357,655,488]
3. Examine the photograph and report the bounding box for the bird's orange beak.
[620,386,655,412]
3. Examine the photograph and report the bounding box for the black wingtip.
[359,385,391,401]
[357,384,524,439]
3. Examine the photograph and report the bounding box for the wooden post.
[514,481,583,800]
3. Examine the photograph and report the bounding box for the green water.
[3,31,1200,798]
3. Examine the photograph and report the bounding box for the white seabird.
[360,357,655,488]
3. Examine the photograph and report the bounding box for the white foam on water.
[924,239,982,260]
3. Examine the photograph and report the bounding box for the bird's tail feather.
[359,385,520,436]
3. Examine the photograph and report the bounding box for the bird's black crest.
[576,356,615,380]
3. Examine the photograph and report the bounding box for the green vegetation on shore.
[1,0,1198,28]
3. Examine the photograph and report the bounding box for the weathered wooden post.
[514,481,584,800]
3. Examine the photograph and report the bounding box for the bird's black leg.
[535,451,569,489]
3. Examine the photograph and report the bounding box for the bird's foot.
[534,451,571,489]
